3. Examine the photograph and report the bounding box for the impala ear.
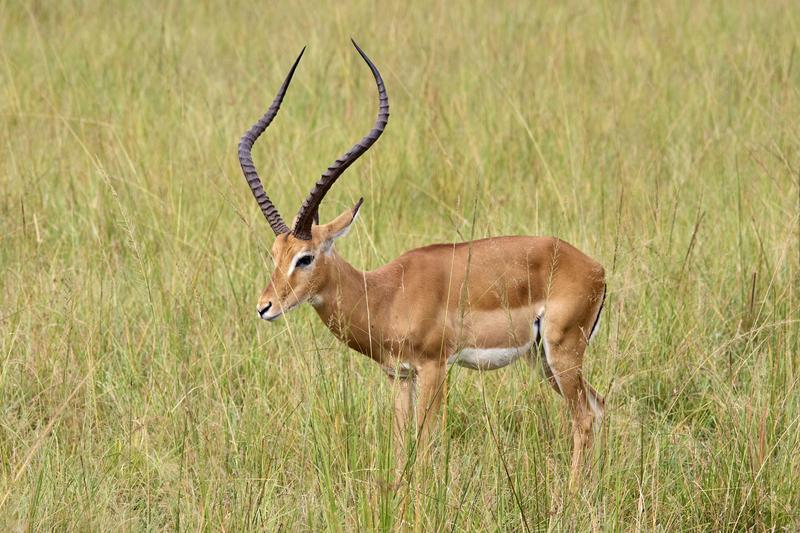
[318,198,363,248]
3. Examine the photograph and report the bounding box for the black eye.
[296,255,314,268]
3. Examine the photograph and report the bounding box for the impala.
[239,40,607,488]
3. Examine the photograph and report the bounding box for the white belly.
[447,340,533,370]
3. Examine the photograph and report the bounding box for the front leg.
[414,360,446,458]
[389,371,414,485]
[386,360,446,486]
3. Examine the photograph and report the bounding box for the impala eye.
[296,255,314,268]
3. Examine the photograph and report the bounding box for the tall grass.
[1,0,799,529]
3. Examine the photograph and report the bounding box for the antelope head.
[237,41,389,321]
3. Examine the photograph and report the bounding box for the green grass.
[2,0,799,530]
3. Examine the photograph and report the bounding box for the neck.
[311,249,382,359]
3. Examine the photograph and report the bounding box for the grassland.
[2,0,799,530]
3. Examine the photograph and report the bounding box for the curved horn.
[292,39,389,240]
[238,48,305,235]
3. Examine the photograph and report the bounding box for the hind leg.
[541,320,599,489]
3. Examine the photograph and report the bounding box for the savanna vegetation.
[1,0,799,530]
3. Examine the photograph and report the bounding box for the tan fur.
[258,202,606,489]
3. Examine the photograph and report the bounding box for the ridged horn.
[291,39,389,240]
[238,48,305,235]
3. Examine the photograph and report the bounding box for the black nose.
[258,302,272,318]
